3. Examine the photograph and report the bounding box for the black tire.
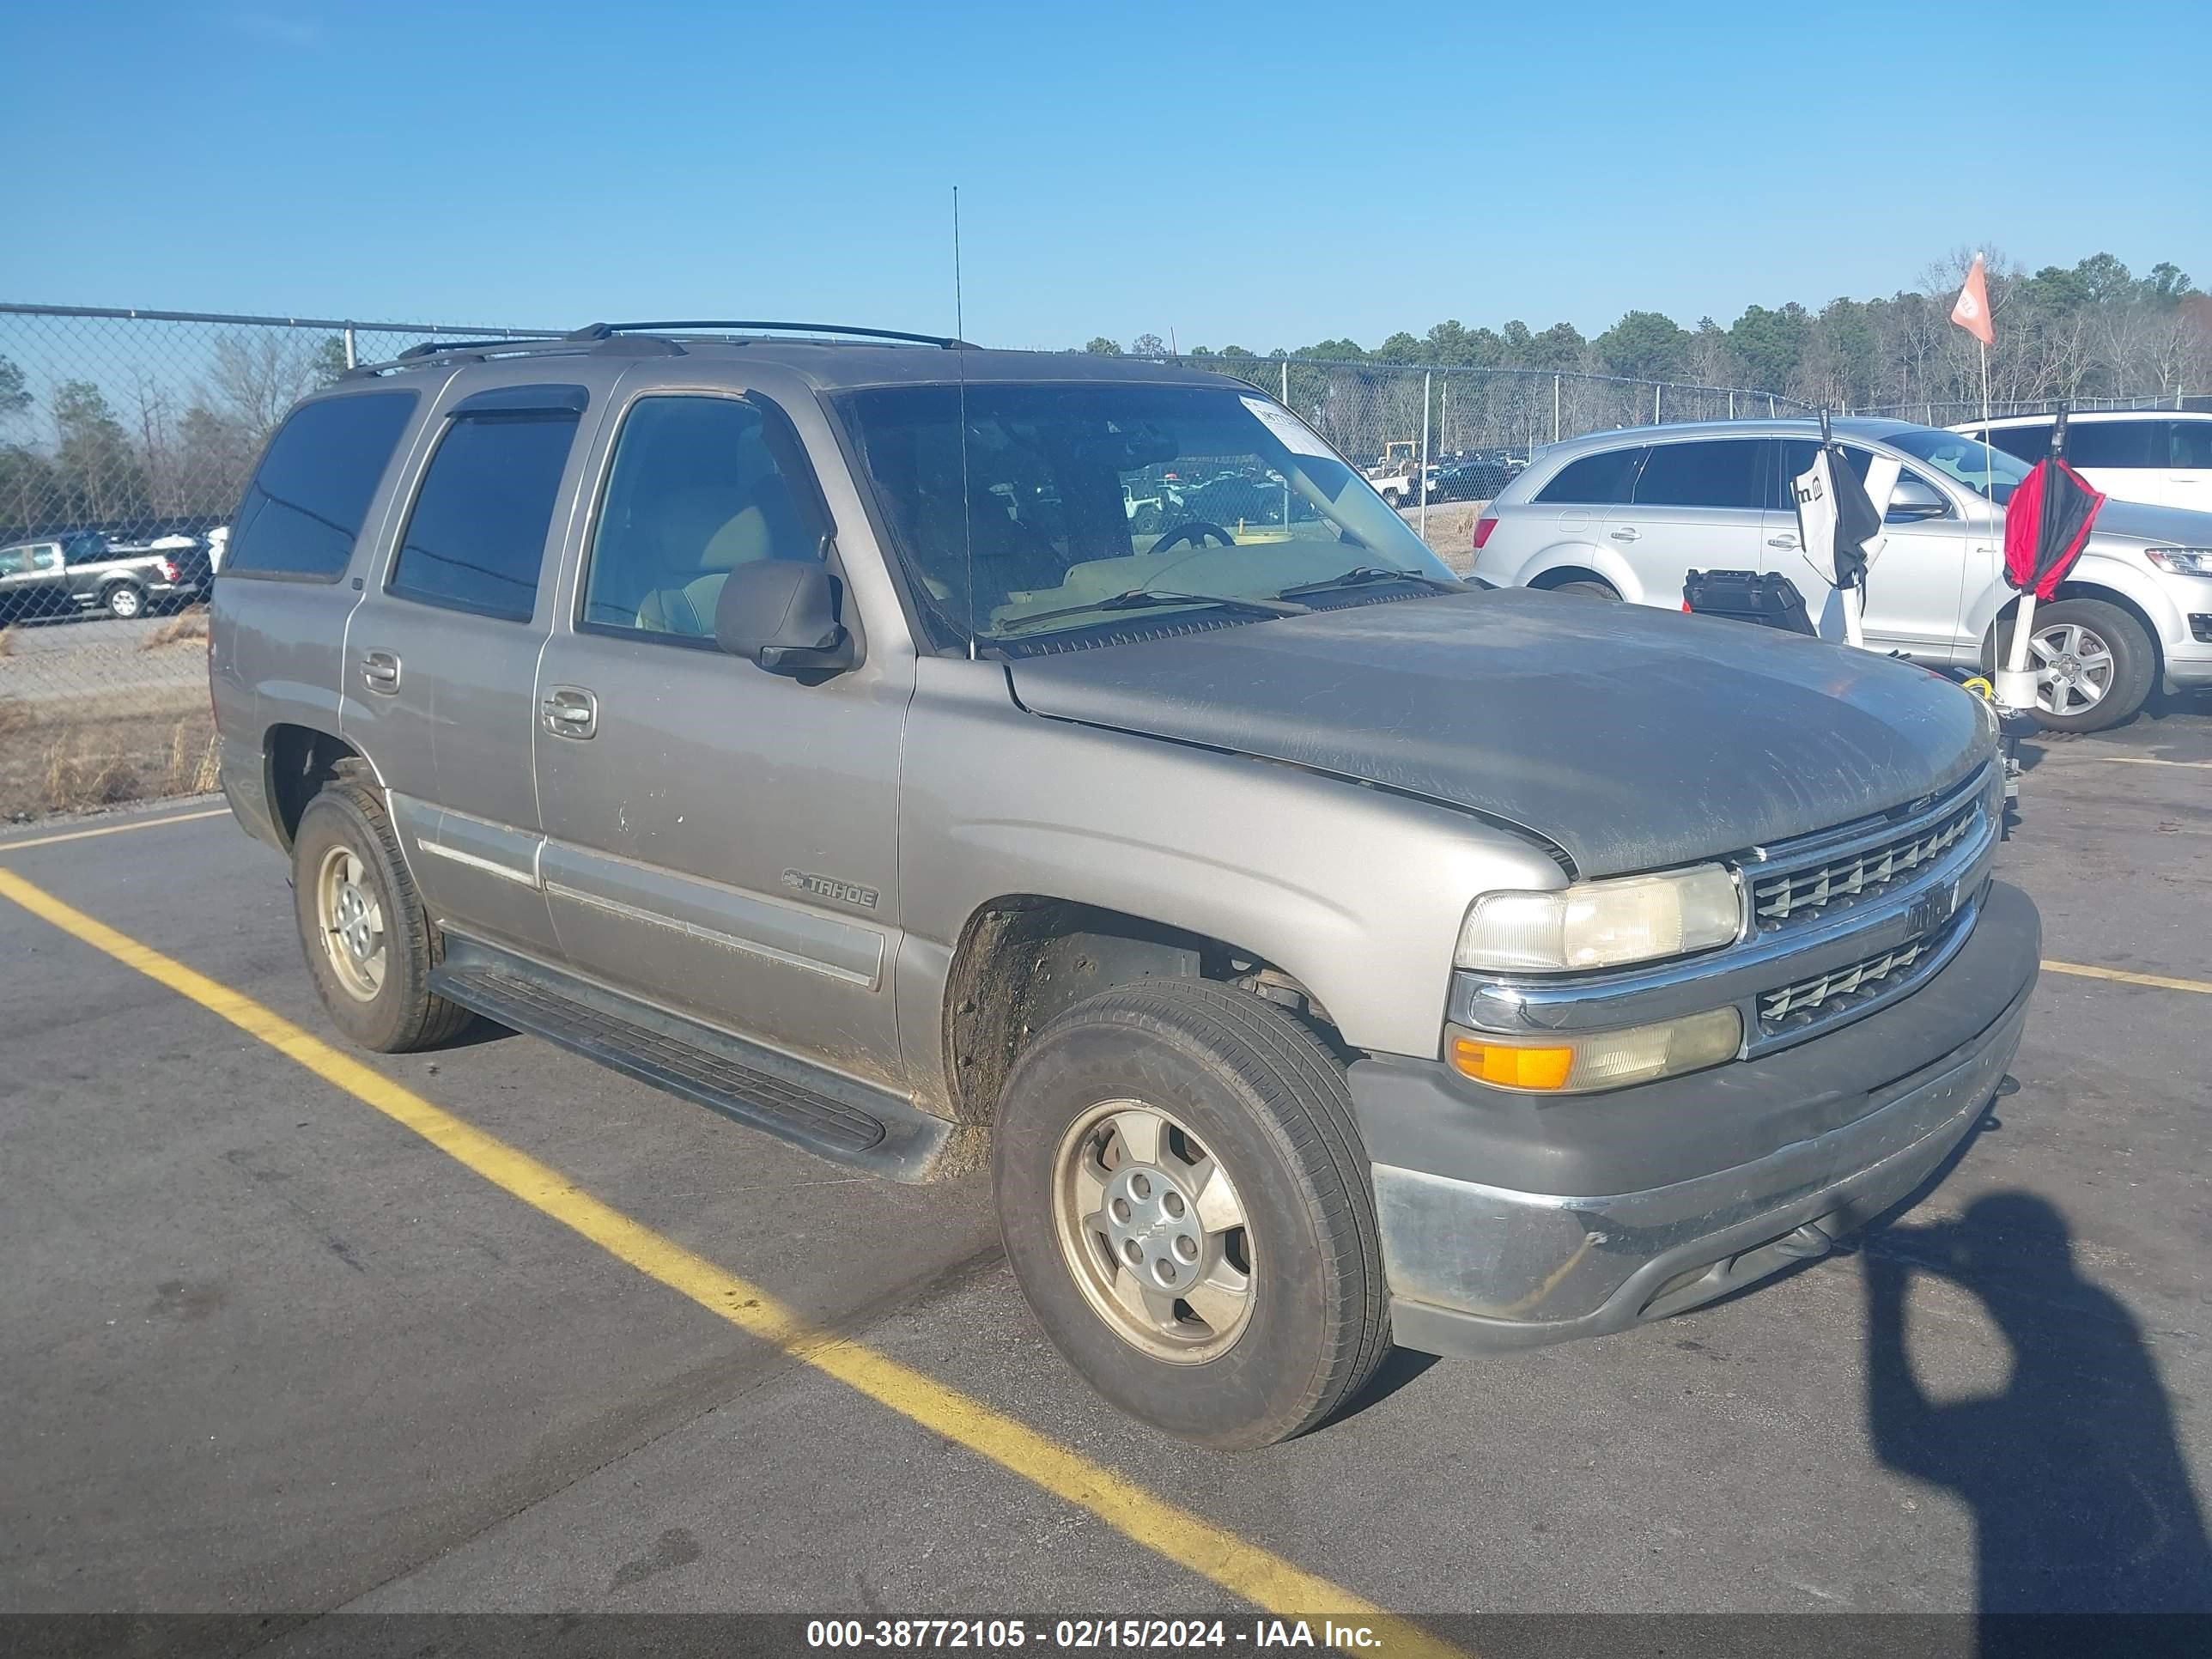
[290,777,474,1052]
[1990,596,2154,733]
[993,979,1389,1449]
[103,582,145,619]
[1551,579,1620,600]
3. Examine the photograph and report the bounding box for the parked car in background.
[1951,410,2212,513]
[1430,449,1519,502]
[0,530,213,621]
[211,326,2033,1449]
[1470,417,2212,731]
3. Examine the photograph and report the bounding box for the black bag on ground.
[1682,568,1817,637]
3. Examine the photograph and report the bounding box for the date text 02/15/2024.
[804,1619,1383,1650]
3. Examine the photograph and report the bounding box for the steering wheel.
[1150,520,1236,552]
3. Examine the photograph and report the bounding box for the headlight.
[2146,548,2212,577]
[1445,1006,1743,1093]
[1455,864,1742,972]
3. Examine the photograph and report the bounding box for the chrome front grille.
[1748,789,1983,933]
[1756,915,1962,1039]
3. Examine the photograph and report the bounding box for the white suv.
[1470,417,2212,731]
[1952,410,2212,513]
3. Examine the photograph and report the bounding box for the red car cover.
[2002,456,2106,600]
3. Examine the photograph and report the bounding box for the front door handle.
[540,685,599,740]
[1608,526,1640,542]
[362,649,401,694]
[1767,534,1799,549]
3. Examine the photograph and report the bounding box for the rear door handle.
[1767,534,1799,549]
[1608,527,1640,542]
[540,685,598,740]
[361,649,401,693]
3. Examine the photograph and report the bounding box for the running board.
[429,937,965,1183]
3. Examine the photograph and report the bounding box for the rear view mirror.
[714,561,856,674]
[1887,477,1949,521]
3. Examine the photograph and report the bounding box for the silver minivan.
[1472,416,2212,731]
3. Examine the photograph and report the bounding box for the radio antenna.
[954,185,977,659]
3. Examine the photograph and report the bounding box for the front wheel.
[993,979,1389,1449]
[1992,598,2154,732]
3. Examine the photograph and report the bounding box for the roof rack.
[567,319,967,349]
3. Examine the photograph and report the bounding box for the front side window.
[837,381,1453,645]
[1632,439,1765,509]
[1884,428,2031,504]
[1536,447,1645,505]
[2169,420,2212,470]
[228,391,418,579]
[388,410,579,621]
[583,396,820,641]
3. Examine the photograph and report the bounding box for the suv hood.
[1005,589,1989,879]
[2081,495,2212,548]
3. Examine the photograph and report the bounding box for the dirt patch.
[0,626,14,660]
[1398,499,1487,574]
[142,611,210,651]
[1,687,217,822]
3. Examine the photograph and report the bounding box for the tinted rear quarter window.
[225,391,419,579]
[1982,422,2051,464]
[1535,446,1645,505]
[1632,439,1766,508]
[388,410,580,622]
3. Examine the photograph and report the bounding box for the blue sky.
[11,0,2206,350]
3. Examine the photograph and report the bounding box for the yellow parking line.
[0,806,228,854]
[2042,958,2212,996]
[0,867,1457,1657]
[2045,754,2212,769]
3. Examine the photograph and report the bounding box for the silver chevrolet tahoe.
[209,323,2039,1449]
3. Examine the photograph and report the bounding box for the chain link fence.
[0,305,556,821]
[0,299,2030,822]
[1849,392,2211,427]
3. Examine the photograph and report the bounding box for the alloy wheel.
[1050,1100,1255,1363]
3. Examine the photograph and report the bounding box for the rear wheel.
[1992,597,2154,732]
[1551,579,1620,600]
[993,979,1389,1449]
[290,778,473,1052]
[103,582,145,619]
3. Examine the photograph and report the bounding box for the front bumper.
[1357,879,2039,1356]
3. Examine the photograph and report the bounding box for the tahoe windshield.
[838,381,1455,644]
[1886,428,2032,504]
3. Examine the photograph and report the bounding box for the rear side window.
[1534,447,1645,505]
[225,392,418,579]
[388,410,580,622]
[1632,439,1766,508]
[2063,420,2161,469]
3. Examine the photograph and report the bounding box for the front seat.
[635,484,810,636]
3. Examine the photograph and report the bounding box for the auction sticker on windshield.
[1241,396,1335,459]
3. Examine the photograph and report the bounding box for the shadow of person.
[1864,1190,2212,1635]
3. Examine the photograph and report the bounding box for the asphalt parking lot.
[3,696,2209,1654]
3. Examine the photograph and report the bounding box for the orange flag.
[1950,252,1995,346]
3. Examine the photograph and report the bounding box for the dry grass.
[1,689,216,822]
[141,611,210,651]
[0,625,14,659]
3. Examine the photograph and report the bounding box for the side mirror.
[1886,477,1950,522]
[714,560,856,674]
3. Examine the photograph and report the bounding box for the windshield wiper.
[1273,565,1468,600]
[995,588,1309,635]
